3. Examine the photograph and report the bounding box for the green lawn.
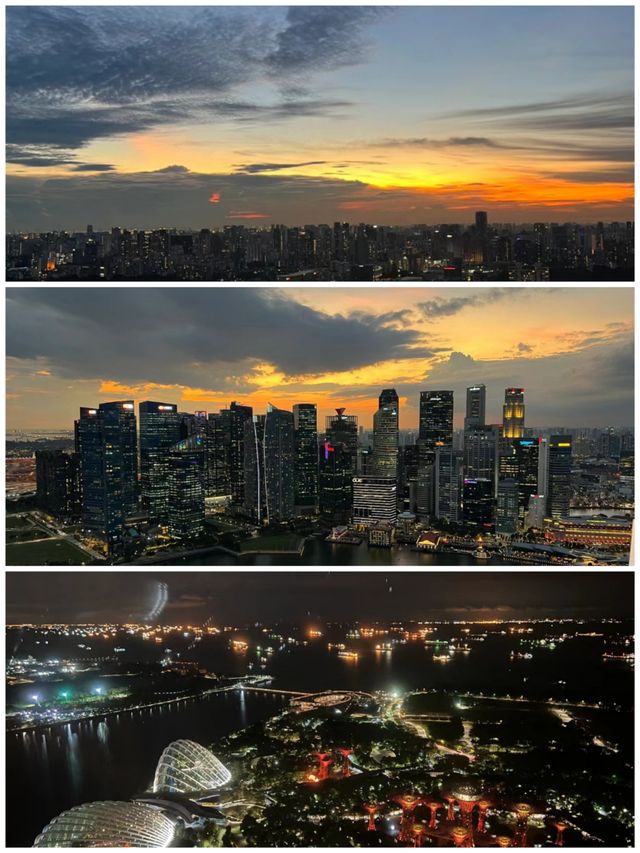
[7,538,91,565]
[6,515,33,529]
[239,534,304,553]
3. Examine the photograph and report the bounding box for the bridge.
[234,684,308,697]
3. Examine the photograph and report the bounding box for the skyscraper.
[373,388,399,479]
[496,478,519,535]
[462,478,493,528]
[463,426,498,487]
[500,437,540,523]
[464,385,486,431]
[77,401,137,556]
[434,445,461,523]
[475,211,488,233]
[293,403,318,511]
[419,390,454,448]
[206,412,231,497]
[503,388,525,439]
[243,407,295,524]
[352,476,398,526]
[167,435,205,540]
[139,401,181,525]
[547,436,572,518]
[263,404,295,522]
[35,450,81,522]
[319,408,358,524]
[227,401,253,505]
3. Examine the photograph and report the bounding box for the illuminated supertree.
[513,803,533,847]
[452,783,480,831]
[451,826,469,848]
[338,747,353,778]
[426,800,442,829]
[315,752,333,780]
[554,820,568,847]
[444,795,456,821]
[477,799,492,833]
[364,805,378,832]
[396,795,421,843]
[412,823,427,848]
[497,835,512,848]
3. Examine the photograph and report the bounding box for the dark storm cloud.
[6,6,383,159]
[6,288,430,383]
[6,572,634,625]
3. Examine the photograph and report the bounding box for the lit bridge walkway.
[235,684,308,697]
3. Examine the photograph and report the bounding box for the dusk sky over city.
[6,286,634,430]
[6,572,634,624]
[6,5,634,230]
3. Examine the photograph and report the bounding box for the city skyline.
[6,571,634,625]
[6,6,634,230]
[7,287,634,430]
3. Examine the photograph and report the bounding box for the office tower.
[227,401,253,505]
[293,403,318,511]
[243,406,295,524]
[500,437,540,523]
[434,445,461,523]
[244,415,266,523]
[319,408,358,524]
[419,390,454,448]
[503,388,525,439]
[462,477,493,528]
[475,211,488,233]
[464,385,486,431]
[77,401,137,556]
[373,388,399,479]
[547,436,572,518]
[139,401,181,525]
[352,476,398,526]
[35,450,81,521]
[416,441,435,522]
[524,494,547,530]
[600,427,622,460]
[206,412,230,497]
[167,435,205,540]
[179,410,207,439]
[264,404,295,522]
[463,426,498,488]
[496,478,519,535]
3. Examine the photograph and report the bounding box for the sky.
[6,5,634,230]
[5,571,634,624]
[6,286,634,430]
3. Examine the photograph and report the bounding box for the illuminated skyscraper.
[264,404,295,522]
[77,401,137,556]
[293,403,318,511]
[496,478,519,535]
[419,390,454,448]
[319,408,358,523]
[464,385,486,431]
[463,426,498,488]
[373,388,399,479]
[35,450,81,522]
[139,401,181,525]
[434,445,461,523]
[167,434,205,539]
[547,436,573,518]
[206,411,231,497]
[352,476,397,526]
[500,437,540,522]
[502,388,525,439]
[462,477,493,528]
[227,401,253,505]
[244,406,295,523]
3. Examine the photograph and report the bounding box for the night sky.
[6,572,634,625]
[6,287,634,430]
[6,6,633,229]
